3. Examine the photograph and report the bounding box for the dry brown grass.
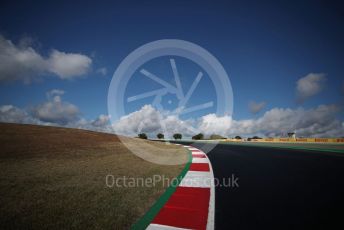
[0,123,187,229]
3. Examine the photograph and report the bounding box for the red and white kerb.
[146,145,215,230]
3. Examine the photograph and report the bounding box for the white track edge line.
[146,223,191,230]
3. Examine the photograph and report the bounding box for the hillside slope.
[0,123,187,229]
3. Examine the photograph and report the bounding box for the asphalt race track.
[180,142,344,229]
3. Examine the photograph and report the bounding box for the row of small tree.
[137,133,182,140]
[137,133,262,140]
[138,133,229,140]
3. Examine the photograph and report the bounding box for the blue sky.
[0,0,343,137]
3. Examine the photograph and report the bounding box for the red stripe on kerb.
[189,163,210,172]
[191,149,202,152]
[152,187,210,230]
[192,154,206,158]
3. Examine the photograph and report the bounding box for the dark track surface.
[184,142,344,229]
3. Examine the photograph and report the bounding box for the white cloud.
[112,105,164,135]
[112,105,194,138]
[91,114,110,127]
[0,89,79,126]
[228,104,344,137]
[0,105,34,124]
[296,73,326,102]
[198,114,232,136]
[47,50,92,79]
[96,67,107,76]
[1,97,344,138]
[112,104,344,138]
[71,114,113,132]
[0,91,114,132]
[31,92,80,125]
[0,35,92,83]
[0,35,45,83]
[248,101,266,114]
[0,89,117,133]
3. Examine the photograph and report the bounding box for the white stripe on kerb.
[146,223,191,230]
[192,157,209,163]
[191,151,204,155]
[188,147,199,150]
[179,171,212,188]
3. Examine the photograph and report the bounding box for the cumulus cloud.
[1,97,344,138]
[112,105,194,138]
[71,114,113,132]
[198,114,232,136]
[0,90,114,132]
[0,35,45,83]
[228,104,344,137]
[31,98,79,125]
[248,101,266,114]
[0,105,34,124]
[91,114,110,127]
[0,89,80,126]
[296,73,326,102]
[112,104,344,138]
[0,35,92,83]
[113,105,162,135]
[47,50,92,79]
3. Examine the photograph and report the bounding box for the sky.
[0,0,344,138]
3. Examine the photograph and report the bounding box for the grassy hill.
[0,123,187,229]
